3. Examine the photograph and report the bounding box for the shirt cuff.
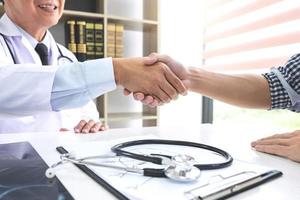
[83,57,117,99]
[262,70,291,110]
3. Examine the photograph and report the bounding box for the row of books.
[65,20,104,61]
[107,23,124,58]
[65,20,124,62]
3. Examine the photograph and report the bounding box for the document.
[61,136,282,200]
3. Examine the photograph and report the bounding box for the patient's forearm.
[186,67,271,109]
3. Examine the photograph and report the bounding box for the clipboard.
[56,146,129,200]
[56,142,283,200]
[184,170,282,200]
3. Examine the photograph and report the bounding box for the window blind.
[202,0,300,71]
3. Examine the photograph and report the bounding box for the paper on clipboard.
[62,136,282,200]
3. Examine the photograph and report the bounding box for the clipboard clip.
[184,170,282,200]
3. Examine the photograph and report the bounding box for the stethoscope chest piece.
[164,154,201,182]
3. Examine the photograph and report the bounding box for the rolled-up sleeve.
[51,57,116,111]
[263,53,300,111]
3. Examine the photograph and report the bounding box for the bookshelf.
[56,0,160,128]
[0,0,160,128]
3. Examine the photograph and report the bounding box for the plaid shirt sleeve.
[262,53,300,111]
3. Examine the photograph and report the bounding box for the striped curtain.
[202,0,300,71]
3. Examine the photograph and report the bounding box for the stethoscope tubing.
[111,139,233,170]
[0,33,17,64]
[0,33,73,64]
[55,153,166,177]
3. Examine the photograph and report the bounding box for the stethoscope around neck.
[0,33,73,65]
[46,139,233,183]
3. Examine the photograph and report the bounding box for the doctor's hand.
[113,57,186,104]
[123,53,189,107]
[251,130,300,163]
[60,120,107,134]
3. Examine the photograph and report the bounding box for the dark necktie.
[35,43,49,65]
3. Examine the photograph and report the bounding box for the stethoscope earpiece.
[45,168,56,179]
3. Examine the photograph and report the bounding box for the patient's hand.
[60,119,107,134]
[251,130,300,163]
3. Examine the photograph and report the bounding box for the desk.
[0,124,299,200]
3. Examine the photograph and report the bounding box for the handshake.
[112,53,191,107]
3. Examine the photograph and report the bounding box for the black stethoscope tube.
[111,139,233,171]
[1,33,17,64]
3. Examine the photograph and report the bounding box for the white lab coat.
[0,14,99,133]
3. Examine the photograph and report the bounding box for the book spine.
[65,20,77,55]
[115,24,124,58]
[86,22,95,60]
[107,23,116,58]
[95,22,104,59]
[76,20,87,62]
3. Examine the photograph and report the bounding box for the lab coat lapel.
[0,14,42,65]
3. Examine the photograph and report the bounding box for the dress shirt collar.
[0,14,20,37]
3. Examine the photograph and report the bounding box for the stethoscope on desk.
[0,33,73,65]
[46,139,233,183]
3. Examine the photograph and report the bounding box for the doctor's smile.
[33,0,63,18]
[37,3,58,13]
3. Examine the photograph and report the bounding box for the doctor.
[0,0,186,133]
